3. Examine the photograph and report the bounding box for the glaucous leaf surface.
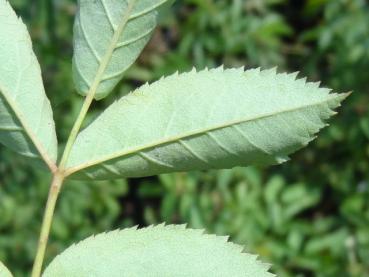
[66,67,348,180]
[0,0,57,168]
[43,224,273,277]
[73,0,170,100]
[0,261,12,277]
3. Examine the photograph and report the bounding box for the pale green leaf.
[43,224,273,277]
[73,0,170,100]
[0,260,12,277]
[65,67,348,180]
[0,0,57,169]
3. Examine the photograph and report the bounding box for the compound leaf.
[0,260,12,277]
[73,0,170,100]
[0,0,58,170]
[43,224,273,277]
[66,67,348,180]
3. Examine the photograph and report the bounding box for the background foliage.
[0,0,368,276]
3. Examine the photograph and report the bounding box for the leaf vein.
[78,14,102,63]
[233,125,272,156]
[102,163,121,176]
[99,0,116,31]
[138,152,175,169]
[179,140,211,166]
[0,125,23,131]
[206,132,238,156]
[115,26,154,49]
[129,0,167,20]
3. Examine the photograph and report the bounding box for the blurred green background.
[0,0,369,276]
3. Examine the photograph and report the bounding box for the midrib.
[86,0,137,98]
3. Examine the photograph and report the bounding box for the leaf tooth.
[237,66,247,75]
[311,81,321,89]
[331,91,351,102]
[289,71,299,80]
[248,254,259,262]
[194,228,206,236]
[329,110,338,116]
[319,87,333,96]
[177,223,187,229]
[345,91,353,98]
[306,82,324,90]
[271,66,278,74]
[256,260,274,273]
[227,66,244,75]
[203,233,216,240]
[260,67,277,77]
[244,67,261,78]
[130,83,149,98]
[310,135,318,142]
[217,235,230,243]
[113,226,138,236]
[279,71,287,76]
[304,81,317,89]
[228,242,246,254]
[301,136,314,147]
[275,155,290,164]
[143,225,156,231]
[296,76,307,85]
[157,70,180,84]
[142,81,150,89]
[169,70,179,78]
[236,65,245,71]
[279,72,289,80]
[211,65,224,72]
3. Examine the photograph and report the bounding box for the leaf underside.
[0,0,57,165]
[73,0,169,100]
[43,224,273,277]
[0,260,12,277]
[66,67,348,180]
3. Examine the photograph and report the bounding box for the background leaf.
[0,260,12,277]
[66,67,347,180]
[0,0,57,168]
[43,224,273,277]
[73,0,170,100]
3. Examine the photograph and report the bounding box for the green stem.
[31,173,64,277]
